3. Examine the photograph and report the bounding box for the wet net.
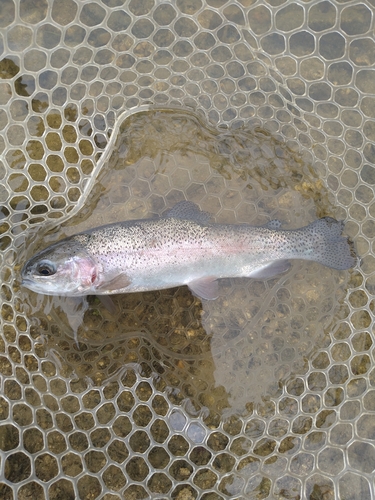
[1,1,375,499]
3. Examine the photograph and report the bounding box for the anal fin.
[249,260,291,279]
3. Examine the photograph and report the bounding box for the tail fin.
[305,217,357,270]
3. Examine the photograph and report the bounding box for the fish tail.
[303,217,357,270]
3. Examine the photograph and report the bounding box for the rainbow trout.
[21,201,356,300]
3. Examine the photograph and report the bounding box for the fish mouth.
[21,278,79,296]
[21,277,46,291]
[21,278,37,290]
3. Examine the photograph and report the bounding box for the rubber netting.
[1,1,375,499]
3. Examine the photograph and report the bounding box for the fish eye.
[36,261,56,277]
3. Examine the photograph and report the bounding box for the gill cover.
[21,235,98,296]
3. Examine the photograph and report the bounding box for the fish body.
[21,201,356,300]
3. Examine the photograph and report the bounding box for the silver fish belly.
[21,201,356,300]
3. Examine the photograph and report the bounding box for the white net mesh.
[1,1,375,499]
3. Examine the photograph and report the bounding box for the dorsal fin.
[266,219,282,230]
[165,201,211,223]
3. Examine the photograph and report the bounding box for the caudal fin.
[305,217,357,270]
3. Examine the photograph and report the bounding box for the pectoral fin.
[95,272,131,293]
[249,260,291,279]
[98,295,118,314]
[187,276,219,300]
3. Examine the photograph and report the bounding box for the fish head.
[21,236,97,296]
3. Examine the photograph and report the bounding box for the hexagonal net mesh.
[1,0,375,499]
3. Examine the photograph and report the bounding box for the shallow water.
[19,108,354,414]
[2,0,374,496]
